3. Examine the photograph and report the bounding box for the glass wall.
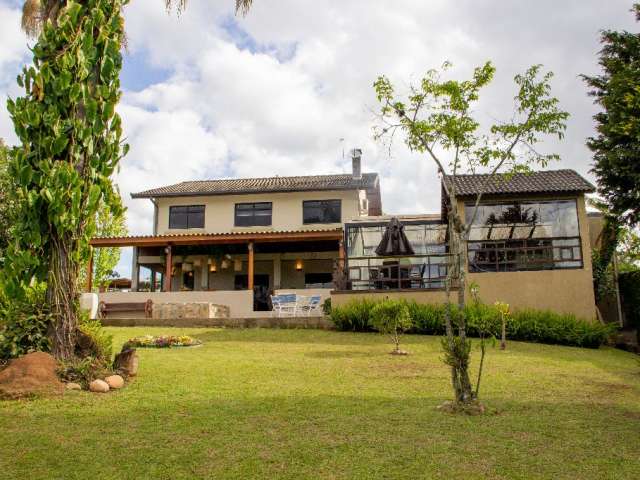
[466,200,583,272]
[345,222,449,290]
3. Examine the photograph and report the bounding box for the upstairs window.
[169,205,205,229]
[235,202,272,227]
[303,199,341,224]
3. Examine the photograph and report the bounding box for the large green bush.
[0,282,52,359]
[330,299,614,348]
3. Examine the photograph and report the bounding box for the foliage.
[583,4,640,227]
[329,298,377,331]
[57,355,111,389]
[619,271,640,329]
[0,282,52,359]
[374,61,568,404]
[123,335,202,349]
[6,0,128,359]
[78,191,128,291]
[330,299,614,348]
[322,298,332,315]
[370,299,413,353]
[77,313,113,362]
[0,139,18,264]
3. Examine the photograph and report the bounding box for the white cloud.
[1,0,638,275]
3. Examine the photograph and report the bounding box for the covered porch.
[88,229,344,318]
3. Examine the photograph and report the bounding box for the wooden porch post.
[165,244,172,292]
[248,242,255,290]
[86,247,93,293]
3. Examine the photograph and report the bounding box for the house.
[90,151,598,320]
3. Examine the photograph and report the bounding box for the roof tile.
[445,170,595,197]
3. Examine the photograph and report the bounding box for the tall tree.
[10,0,253,360]
[583,3,640,227]
[374,62,568,405]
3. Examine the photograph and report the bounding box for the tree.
[583,4,640,228]
[0,140,18,263]
[9,1,253,360]
[374,62,568,405]
[370,299,413,355]
[78,192,127,292]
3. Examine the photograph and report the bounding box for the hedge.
[330,299,615,348]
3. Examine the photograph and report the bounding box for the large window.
[466,199,583,272]
[169,205,205,229]
[303,200,341,224]
[345,221,449,290]
[235,202,272,227]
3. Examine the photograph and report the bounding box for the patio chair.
[271,294,298,317]
[300,295,322,316]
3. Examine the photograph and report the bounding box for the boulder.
[113,348,138,377]
[89,379,110,393]
[65,382,82,391]
[105,375,124,389]
[0,352,64,399]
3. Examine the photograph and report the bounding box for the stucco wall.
[155,190,362,235]
[97,290,254,318]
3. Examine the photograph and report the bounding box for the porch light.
[295,259,304,271]
[221,259,229,270]
[209,259,217,273]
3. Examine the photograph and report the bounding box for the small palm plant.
[370,299,413,355]
[494,301,511,350]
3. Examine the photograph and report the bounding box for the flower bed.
[124,335,202,349]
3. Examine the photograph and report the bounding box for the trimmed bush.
[330,299,615,348]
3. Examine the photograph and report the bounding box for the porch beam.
[164,244,172,292]
[90,230,343,247]
[248,242,255,290]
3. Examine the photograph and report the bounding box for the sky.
[0,0,637,277]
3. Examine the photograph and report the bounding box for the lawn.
[1,328,639,480]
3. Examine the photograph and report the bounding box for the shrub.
[322,298,332,315]
[330,298,614,348]
[0,283,52,359]
[77,313,113,363]
[370,299,413,353]
[329,298,377,331]
[57,356,111,389]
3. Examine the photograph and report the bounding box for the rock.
[0,352,64,399]
[65,382,82,391]
[105,375,124,389]
[113,348,138,377]
[89,379,110,393]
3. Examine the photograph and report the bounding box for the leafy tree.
[582,3,640,228]
[78,191,127,292]
[374,62,568,405]
[9,1,253,360]
[370,299,413,354]
[0,140,18,263]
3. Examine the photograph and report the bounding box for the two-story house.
[91,151,598,320]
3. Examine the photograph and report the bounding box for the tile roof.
[444,169,595,197]
[131,173,379,198]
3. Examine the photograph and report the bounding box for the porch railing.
[346,254,458,291]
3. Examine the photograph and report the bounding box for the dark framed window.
[303,200,341,224]
[466,199,583,272]
[234,202,272,227]
[169,205,205,229]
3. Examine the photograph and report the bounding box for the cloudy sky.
[0,0,637,276]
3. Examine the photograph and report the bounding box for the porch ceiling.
[90,228,343,248]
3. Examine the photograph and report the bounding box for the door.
[234,274,271,311]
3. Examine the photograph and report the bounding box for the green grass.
[1,328,639,480]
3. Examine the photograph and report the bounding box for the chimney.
[351,148,362,179]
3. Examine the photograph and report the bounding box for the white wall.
[155,189,361,235]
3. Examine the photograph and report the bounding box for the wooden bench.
[99,300,153,319]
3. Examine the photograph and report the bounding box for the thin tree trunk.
[501,317,507,350]
[47,233,79,360]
